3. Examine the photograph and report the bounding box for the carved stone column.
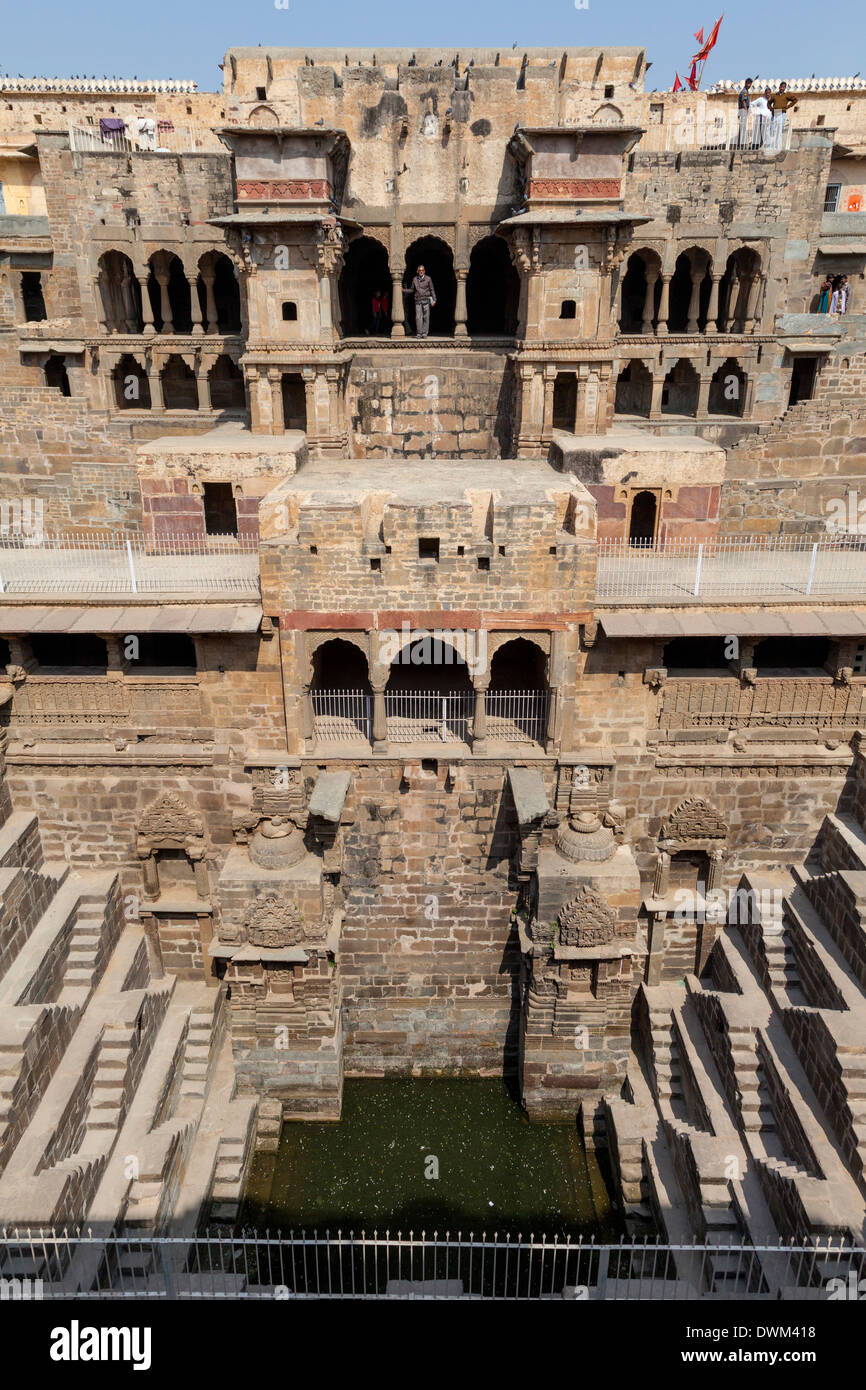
[371,675,388,752]
[746,274,765,334]
[641,272,658,333]
[454,267,468,338]
[155,271,173,334]
[188,275,204,335]
[202,272,219,334]
[137,275,155,336]
[705,275,721,334]
[686,268,703,334]
[147,362,164,413]
[104,635,125,672]
[649,371,665,421]
[95,277,111,334]
[725,274,740,332]
[656,274,671,334]
[140,850,160,900]
[697,370,712,416]
[390,265,406,338]
[706,848,726,892]
[196,365,210,411]
[541,365,556,442]
[652,850,671,898]
[472,677,488,754]
[269,368,285,435]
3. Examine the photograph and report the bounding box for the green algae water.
[241,1078,620,1237]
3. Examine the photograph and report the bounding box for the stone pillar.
[202,272,219,334]
[706,848,726,892]
[104,635,125,671]
[94,277,111,334]
[725,274,740,332]
[189,846,209,900]
[390,266,406,338]
[188,275,204,336]
[686,268,703,334]
[472,679,488,754]
[454,268,468,338]
[303,369,317,444]
[649,371,665,421]
[656,274,671,335]
[148,363,164,413]
[371,678,388,752]
[156,272,173,334]
[7,636,36,672]
[697,370,712,416]
[300,681,315,753]
[652,850,671,899]
[137,276,155,336]
[269,369,285,435]
[641,272,658,333]
[746,274,765,333]
[141,850,160,900]
[541,365,556,443]
[705,275,721,334]
[544,686,559,753]
[249,369,271,434]
[196,365,210,411]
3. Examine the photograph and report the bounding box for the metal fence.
[385,690,474,743]
[596,533,866,602]
[0,532,260,598]
[69,122,216,155]
[311,689,371,743]
[0,1230,863,1300]
[310,690,549,746]
[641,110,794,154]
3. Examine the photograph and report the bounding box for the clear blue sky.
[1,0,861,92]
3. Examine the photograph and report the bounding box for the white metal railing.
[68,121,216,155]
[642,110,794,154]
[0,1229,862,1300]
[385,690,473,743]
[486,689,549,744]
[0,532,260,598]
[312,689,372,743]
[311,690,549,746]
[596,533,866,602]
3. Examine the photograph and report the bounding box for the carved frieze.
[558,885,616,948]
[661,796,728,842]
[138,791,204,844]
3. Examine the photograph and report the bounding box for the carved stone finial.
[555,811,616,864]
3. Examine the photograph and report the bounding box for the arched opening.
[386,635,473,743]
[552,373,577,431]
[282,374,306,431]
[629,490,658,545]
[618,252,660,333]
[338,235,391,337]
[44,353,70,396]
[404,235,456,336]
[198,251,241,333]
[490,637,547,689]
[311,638,372,743]
[98,251,143,333]
[161,355,197,410]
[488,637,549,744]
[661,359,699,415]
[614,360,652,416]
[112,354,150,410]
[147,252,192,334]
[208,355,246,412]
[718,248,761,332]
[21,271,47,322]
[668,250,712,333]
[708,358,746,416]
[466,235,519,335]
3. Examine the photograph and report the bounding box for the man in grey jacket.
[411,264,436,337]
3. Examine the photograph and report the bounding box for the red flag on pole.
[691,15,723,63]
[687,62,699,90]
[694,27,704,44]
[672,72,683,92]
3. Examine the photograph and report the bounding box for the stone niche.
[215,766,350,1121]
[519,806,643,1126]
[136,792,216,985]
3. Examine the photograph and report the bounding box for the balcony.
[6,674,202,729]
[659,674,866,732]
[596,535,866,604]
[640,111,793,155]
[311,689,550,749]
[0,534,260,600]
